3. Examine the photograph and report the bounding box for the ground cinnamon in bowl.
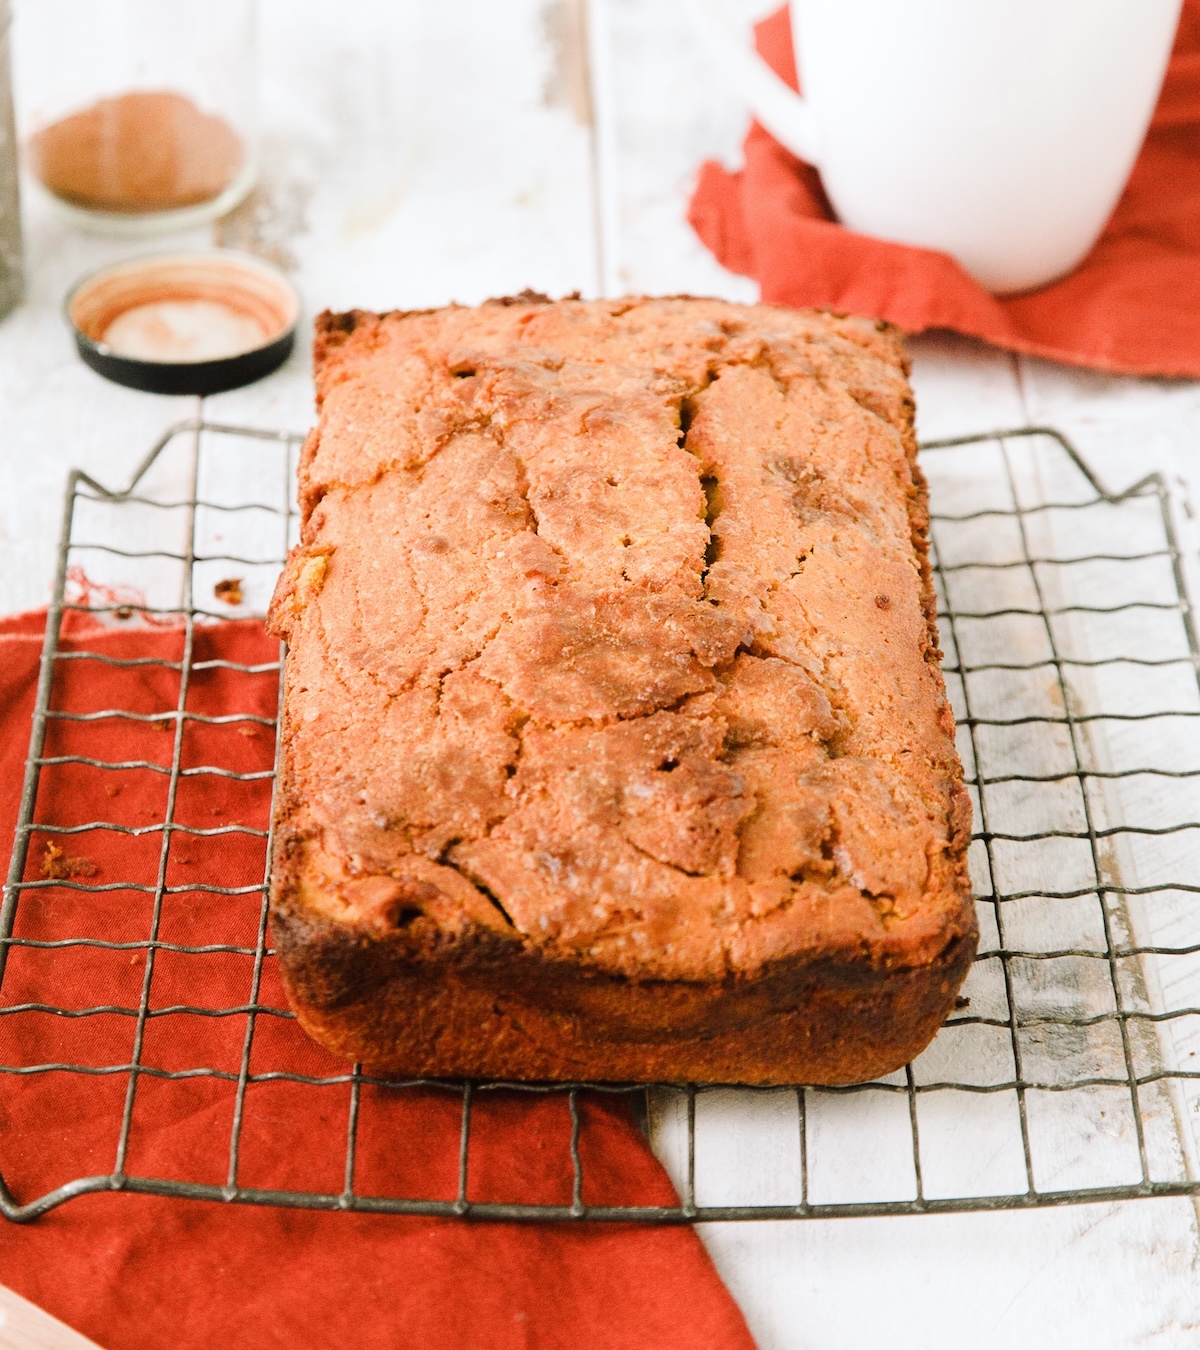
[28,90,242,214]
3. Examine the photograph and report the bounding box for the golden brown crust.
[268,295,976,1085]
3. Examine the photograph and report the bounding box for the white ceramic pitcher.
[689,0,1182,293]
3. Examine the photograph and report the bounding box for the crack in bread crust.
[267,296,976,1082]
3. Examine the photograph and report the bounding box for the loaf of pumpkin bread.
[266,294,976,1085]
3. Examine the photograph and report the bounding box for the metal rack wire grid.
[3,421,1200,1225]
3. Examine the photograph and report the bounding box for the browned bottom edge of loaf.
[271,906,977,1086]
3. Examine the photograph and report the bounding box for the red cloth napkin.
[689,3,1200,376]
[0,610,755,1350]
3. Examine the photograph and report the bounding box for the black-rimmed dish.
[66,250,300,395]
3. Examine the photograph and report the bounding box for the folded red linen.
[689,3,1200,376]
[0,610,754,1350]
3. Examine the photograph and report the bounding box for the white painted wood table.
[4,1,1200,1346]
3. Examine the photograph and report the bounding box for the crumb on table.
[41,841,99,880]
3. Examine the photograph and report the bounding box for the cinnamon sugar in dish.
[29,90,242,214]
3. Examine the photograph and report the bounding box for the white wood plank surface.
[207,0,601,435]
[0,209,202,613]
[2,1,1200,1347]
[588,0,761,301]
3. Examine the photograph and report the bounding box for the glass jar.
[12,0,256,234]
[0,0,23,315]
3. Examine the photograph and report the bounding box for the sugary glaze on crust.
[267,296,976,1070]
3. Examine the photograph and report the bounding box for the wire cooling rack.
[3,420,1200,1225]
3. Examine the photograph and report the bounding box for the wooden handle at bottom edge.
[0,1283,104,1350]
